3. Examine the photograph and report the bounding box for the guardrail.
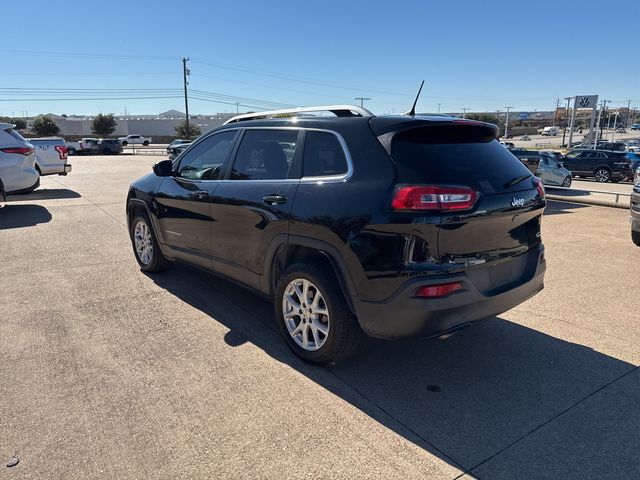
[545,185,632,209]
[122,146,167,156]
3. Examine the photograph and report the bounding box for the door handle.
[191,190,209,200]
[262,194,287,205]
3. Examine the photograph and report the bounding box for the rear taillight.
[532,177,545,199]
[0,146,34,155]
[54,145,68,159]
[415,281,464,298]
[391,186,478,211]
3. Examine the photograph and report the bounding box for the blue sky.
[1,0,638,116]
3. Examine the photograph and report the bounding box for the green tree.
[174,121,201,139]
[11,118,27,130]
[91,113,118,136]
[32,115,60,136]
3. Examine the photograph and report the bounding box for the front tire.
[275,263,362,364]
[67,148,76,156]
[632,230,640,247]
[142,141,149,146]
[562,176,572,187]
[122,141,128,146]
[130,213,167,272]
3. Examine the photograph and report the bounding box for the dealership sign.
[574,95,598,109]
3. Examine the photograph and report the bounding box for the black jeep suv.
[127,106,547,364]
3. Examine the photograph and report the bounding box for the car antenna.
[404,80,425,116]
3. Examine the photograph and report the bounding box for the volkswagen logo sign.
[579,97,590,107]
[511,197,525,208]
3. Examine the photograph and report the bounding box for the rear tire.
[130,213,167,272]
[275,263,362,364]
[67,148,76,156]
[122,141,128,146]
[142,141,149,146]
[632,230,640,247]
[594,168,611,182]
[562,176,572,187]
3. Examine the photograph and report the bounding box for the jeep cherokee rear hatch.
[371,117,545,281]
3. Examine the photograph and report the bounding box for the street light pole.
[437,103,441,113]
[562,96,572,146]
[504,106,513,139]
[461,108,469,119]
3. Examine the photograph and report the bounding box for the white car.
[29,137,72,176]
[0,123,39,196]
[118,134,152,146]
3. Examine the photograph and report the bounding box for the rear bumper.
[352,246,546,340]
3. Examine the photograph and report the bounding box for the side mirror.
[153,159,174,177]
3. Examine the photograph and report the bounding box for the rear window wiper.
[504,174,531,189]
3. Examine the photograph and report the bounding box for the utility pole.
[354,97,371,108]
[626,99,632,127]
[562,97,572,146]
[182,57,190,132]
[437,103,441,113]
[611,111,619,142]
[553,98,560,126]
[504,106,513,139]
[461,107,469,119]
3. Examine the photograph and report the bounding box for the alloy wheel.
[133,220,153,265]
[282,278,330,351]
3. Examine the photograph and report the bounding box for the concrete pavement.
[1,154,639,479]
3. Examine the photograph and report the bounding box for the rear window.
[4,128,26,142]
[390,126,532,194]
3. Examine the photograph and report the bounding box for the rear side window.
[303,131,348,177]
[390,126,532,194]
[230,129,298,180]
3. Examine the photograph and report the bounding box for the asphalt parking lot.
[1,154,639,479]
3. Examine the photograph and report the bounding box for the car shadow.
[5,188,81,202]
[544,199,589,215]
[148,263,638,476]
[0,204,52,229]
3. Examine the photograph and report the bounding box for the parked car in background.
[631,124,640,131]
[29,137,72,175]
[542,126,560,136]
[65,140,83,155]
[615,127,626,133]
[126,106,547,364]
[167,142,191,160]
[520,135,531,141]
[510,149,572,187]
[595,141,626,152]
[563,149,634,182]
[537,151,572,187]
[624,141,640,153]
[118,134,151,146]
[83,139,123,155]
[0,122,39,195]
[499,141,515,149]
[166,139,191,154]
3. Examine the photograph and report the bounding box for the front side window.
[303,131,348,177]
[177,130,237,180]
[230,129,298,180]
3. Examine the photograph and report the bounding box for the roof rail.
[223,104,374,125]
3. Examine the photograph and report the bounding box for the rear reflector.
[1,146,33,155]
[415,282,464,298]
[392,185,478,211]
